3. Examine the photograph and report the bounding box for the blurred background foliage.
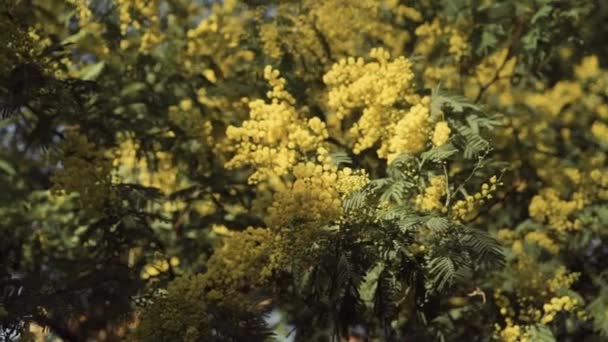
[1,0,608,341]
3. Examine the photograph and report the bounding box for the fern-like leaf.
[428,257,457,292]
[421,143,459,163]
[431,85,480,116]
[379,180,407,204]
[462,228,505,268]
[329,150,352,167]
[526,324,556,342]
[343,191,367,212]
[426,217,450,233]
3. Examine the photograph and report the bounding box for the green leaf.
[421,144,458,163]
[380,180,407,204]
[588,285,608,336]
[477,30,499,56]
[343,190,366,212]
[329,150,352,167]
[462,228,505,268]
[426,217,450,232]
[359,262,384,308]
[431,85,480,115]
[531,5,552,24]
[0,159,15,175]
[526,324,555,342]
[428,257,457,292]
[80,62,105,81]
[61,29,88,45]
[121,82,148,97]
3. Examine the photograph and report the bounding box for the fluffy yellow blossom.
[474,48,517,87]
[451,175,499,221]
[203,227,285,306]
[415,175,447,212]
[141,257,180,279]
[263,66,295,104]
[575,55,600,80]
[494,316,532,342]
[423,65,460,89]
[116,0,163,53]
[528,188,585,233]
[259,24,283,60]
[309,0,410,57]
[112,133,188,214]
[448,29,468,62]
[525,81,583,117]
[589,168,608,200]
[116,0,159,32]
[267,162,344,229]
[335,167,370,196]
[432,121,451,147]
[225,67,328,183]
[466,48,516,102]
[66,0,93,27]
[590,169,608,186]
[264,160,369,264]
[497,228,517,242]
[414,18,443,56]
[548,267,580,293]
[592,120,608,144]
[387,2,422,23]
[597,104,608,119]
[524,231,560,254]
[564,167,582,184]
[181,0,248,77]
[541,296,579,324]
[385,99,431,162]
[139,29,163,54]
[323,48,417,156]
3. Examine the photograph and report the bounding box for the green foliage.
[0,0,606,341]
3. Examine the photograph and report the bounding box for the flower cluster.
[266,161,368,229]
[385,99,432,162]
[415,18,443,57]
[136,226,283,340]
[592,120,608,144]
[116,0,163,53]
[225,67,328,183]
[203,227,285,306]
[451,175,499,221]
[116,0,158,34]
[259,24,283,60]
[528,188,585,233]
[309,0,410,57]
[540,296,580,324]
[182,0,251,78]
[494,318,531,342]
[432,121,452,147]
[548,267,580,293]
[415,175,447,212]
[335,167,370,197]
[141,256,180,280]
[466,48,517,104]
[323,48,420,156]
[66,0,92,27]
[590,168,608,200]
[524,231,560,255]
[448,28,468,62]
[113,134,181,195]
[525,81,583,118]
